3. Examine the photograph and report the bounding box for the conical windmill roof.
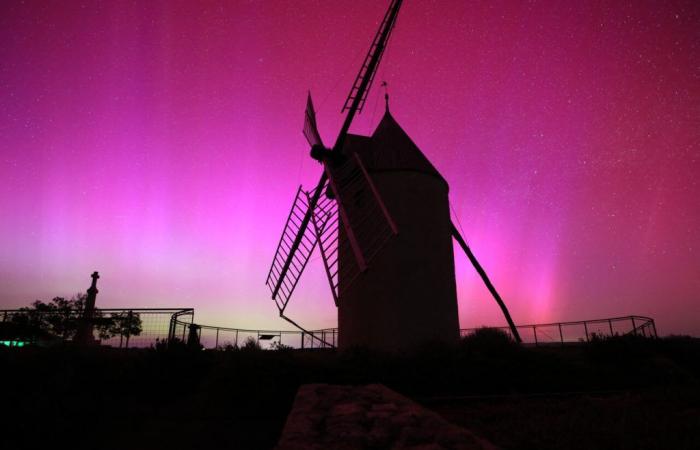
[343,111,448,189]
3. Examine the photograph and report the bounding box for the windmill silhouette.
[266,0,521,350]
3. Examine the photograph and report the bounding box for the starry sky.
[1,0,698,336]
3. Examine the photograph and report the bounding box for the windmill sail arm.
[333,0,403,152]
[450,221,522,343]
[323,162,368,272]
[266,181,326,312]
[303,92,324,147]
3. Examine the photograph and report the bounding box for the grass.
[1,333,698,449]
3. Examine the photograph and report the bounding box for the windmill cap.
[342,111,448,189]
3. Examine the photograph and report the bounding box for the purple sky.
[1,0,698,335]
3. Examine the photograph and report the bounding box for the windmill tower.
[266,0,521,351]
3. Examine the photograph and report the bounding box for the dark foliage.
[6,296,143,345]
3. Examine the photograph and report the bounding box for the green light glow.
[1,340,26,347]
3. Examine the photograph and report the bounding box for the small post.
[187,324,201,348]
[631,317,637,335]
[584,322,589,342]
[235,330,239,347]
[608,319,614,337]
[533,325,538,347]
[301,331,305,349]
[168,317,174,342]
[215,328,219,349]
[125,310,133,348]
[3,311,7,322]
[558,323,564,346]
[651,320,658,338]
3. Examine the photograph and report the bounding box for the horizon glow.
[1,1,698,336]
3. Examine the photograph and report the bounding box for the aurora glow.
[1,1,698,335]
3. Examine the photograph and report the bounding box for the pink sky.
[1,0,698,335]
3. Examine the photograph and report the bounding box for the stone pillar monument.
[75,271,99,345]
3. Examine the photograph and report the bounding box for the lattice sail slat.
[265,186,318,314]
[310,154,398,303]
[341,0,402,114]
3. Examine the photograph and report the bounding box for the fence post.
[333,329,336,348]
[558,323,563,346]
[168,316,174,342]
[301,332,305,349]
[631,317,637,335]
[533,325,538,346]
[125,310,133,348]
[651,320,658,338]
[3,311,7,322]
[608,319,614,336]
[584,322,589,342]
[235,330,239,347]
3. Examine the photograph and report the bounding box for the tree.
[12,294,86,340]
[108,311,143,348]
[12,294,117,344]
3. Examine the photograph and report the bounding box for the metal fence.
[1,308,193,348]
[2,309,656,350]
[172,315,656,350]
[460,315,657,346]
[169,319,338,350]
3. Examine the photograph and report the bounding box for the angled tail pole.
[451,221,522,343]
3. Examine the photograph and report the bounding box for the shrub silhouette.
[10,294,115,343]
[459,327,518,355]
[241,336,261,351]
[108,311,143,347]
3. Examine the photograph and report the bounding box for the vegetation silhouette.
[107,310,143,348]
[6,295,143,346]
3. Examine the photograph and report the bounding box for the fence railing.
[171,315,657,350]
[1,308,193,348]
[168,319,338,350]
[460,315,658,346]
[2,309,656,350]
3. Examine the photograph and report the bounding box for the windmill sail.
[303,93,323,148]
[310,154,398,303]
[265,186,319,314]
[265,0,404,343]
[342,0,402,114]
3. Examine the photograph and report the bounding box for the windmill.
[265,0,522,351]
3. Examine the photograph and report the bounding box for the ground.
[1,333,698,449]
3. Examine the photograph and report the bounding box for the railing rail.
[1,309,656,350]
[1,308,193,348]
[460,315,658,346]
[170,315,657,350]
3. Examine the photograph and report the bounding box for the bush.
[270,341,293,351]
[459,327,518,355]
[241,337,261,351]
